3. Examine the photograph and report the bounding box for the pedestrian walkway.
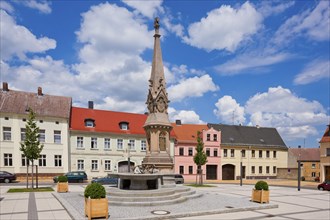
[0,186,72,220]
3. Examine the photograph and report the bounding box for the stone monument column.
[142,18,174,173]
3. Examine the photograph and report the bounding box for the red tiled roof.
[289,148,320,161]
[71,107,176,137]
[172,124,208,143]
[320,125,330,143]
[0,89,71,118]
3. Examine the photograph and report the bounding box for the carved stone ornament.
[157,96,166,113]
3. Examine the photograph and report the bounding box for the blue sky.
[1,0,329,148]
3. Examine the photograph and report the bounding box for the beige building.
[320,125,330,182]
[209,124,288,180]
[0,82,71,177]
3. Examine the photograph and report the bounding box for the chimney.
[37,87,43,96]
[176,120,182,125]
[88,101,94,109]
[2,82,9,91]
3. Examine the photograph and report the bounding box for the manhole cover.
[225,206,234,208]
[151,210,170,215]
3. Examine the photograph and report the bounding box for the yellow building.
[209,124,288,180]
[320,125,330,182]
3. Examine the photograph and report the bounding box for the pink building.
[172,121,221,182]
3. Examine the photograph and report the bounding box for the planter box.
[57,182,68,193]
[251,189,269,203]
[85,198,108,220]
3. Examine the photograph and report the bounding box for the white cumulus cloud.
[213,95,246,124]
[183,1,263,52]
[294,59,330,85]
[20,0,52,14]
[168,107,204,124]
[122,0,163,19]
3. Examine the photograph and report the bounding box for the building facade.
[70,106,175,179]
[0,82,71,177]
[209,124,288,180]
[172,122,221,182]
[320,125,330,182]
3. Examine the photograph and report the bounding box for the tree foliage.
[193,131,207,185]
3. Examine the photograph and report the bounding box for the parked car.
[0,171,17,183]
[53,171,87,183]
[317,180,330,191]
[174,174,184,184]
[91,176,118,185]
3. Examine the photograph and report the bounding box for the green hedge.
[84,183,106,199]
[58,175,68,183]
[254,180,269,191]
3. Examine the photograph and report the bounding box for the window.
[266,166,270,174]
[85,119,95,127]
[312,172,316,177]
[4,153,12,166]
[39,129,45,143]
[39,155,46,167]
[179,148,184,156]
[21,128,26,141]
[224,149,227,157]
[141,140,146,151]
[179,166,184,174]
[241,150,246,157]
[206,148,210,157]
[312,163,316,169]
[259,166,262,174]
[3,127,11,141]
[252,150,255,158]
[189,166,193,174]
[266,151,270,158]
[77,160,84,170]
[188,148,193,156]
[91,137,97,149]
[21,155,30,166]
[54,155,62,167]
[91,160,98,171]
[214,149,218,157]
[104,160,111,171]
[119,122,129,130]
[54,130,61,144]
[273,151,277,158]
[273,166,277,174]
[327,148,330,156]
[213,134,217,141]
[230,149,235,157]
[117,139,123,150]
[251,166,255,174]
[104,138,111,150]
[129,140,135,150]
[259,150,262,158]
[206,134,210,141]
[77,137,84,148]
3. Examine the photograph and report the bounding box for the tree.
[20,108,44,188]
[193,131,207,185]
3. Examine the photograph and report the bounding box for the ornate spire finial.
[154,17,160,30]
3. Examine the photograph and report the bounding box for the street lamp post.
[240,150,243,186]
[298,145,301,191]
[127,143,131,173]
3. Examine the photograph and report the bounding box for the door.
[206,165,217,180]
[222,164,235,180]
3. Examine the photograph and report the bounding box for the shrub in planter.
[57,175,68,193]
[252,181,269,203]
[84,183,108,220]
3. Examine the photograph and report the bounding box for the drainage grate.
[225,206,234,208]
[151,210,171,215]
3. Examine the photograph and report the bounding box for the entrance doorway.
[325,166,330,180]
[206,165,217,180]
[222,164,235,180]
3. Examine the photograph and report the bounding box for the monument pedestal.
[142,153,174,174]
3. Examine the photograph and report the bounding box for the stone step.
[108,196,187,206]
[107,188,175,197]
[108,192,181,202]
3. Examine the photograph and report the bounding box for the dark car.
[0,171,17,183]
[91,176,118,185]
[317,180,330,191]
[53,171,87,183]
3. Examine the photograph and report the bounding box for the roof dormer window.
[84,118,95,127]
[119,121,129,130]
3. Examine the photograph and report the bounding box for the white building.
[0,82,72,177]
[70,105,175,179]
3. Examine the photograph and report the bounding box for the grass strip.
[8,187,54,193]
[185,184,216,187]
